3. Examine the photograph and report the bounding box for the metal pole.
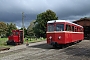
[22,12,24,43]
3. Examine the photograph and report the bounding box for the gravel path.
[0,40,90,60]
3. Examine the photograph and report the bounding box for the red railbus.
[46,20,84,48]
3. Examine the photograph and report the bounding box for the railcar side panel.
[47,32,84,45]
[72,32,84,42]
[65,32,72,44]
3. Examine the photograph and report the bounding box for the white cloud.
[16,26,21,29]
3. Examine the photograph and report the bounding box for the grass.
[0,38,8,46]
[24,38,46,43]
[0,37,46,48]
[0,38,12,48]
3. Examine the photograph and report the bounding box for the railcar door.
[20,31,23,43]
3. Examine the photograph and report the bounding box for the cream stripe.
[46,31,83,33]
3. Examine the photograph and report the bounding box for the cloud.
[16,26,21,29]
[55,0,90,19]
[0,0,90,28]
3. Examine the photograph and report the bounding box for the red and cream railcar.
[46,20,84,47]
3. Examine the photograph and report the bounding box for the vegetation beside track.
[0,38,46,48]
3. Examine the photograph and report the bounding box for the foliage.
[0,22,7,37]
[27,20,35,37]
[20,27,27,37]
[6,23,17,37]
[33,10,58,38]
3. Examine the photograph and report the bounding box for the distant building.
[73,17,90,39]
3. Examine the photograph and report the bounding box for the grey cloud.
[0,0,90,28]
[55,0,90,19]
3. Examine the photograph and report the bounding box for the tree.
[20,27,27,37]
[6,23,17,37]
[27,20,35,37]
[33,10,58,38]
[0,22,7,37]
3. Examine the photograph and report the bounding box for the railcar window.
[66,25,71,31]
[77,28,79,32]
[72,26,74,31]
[75,27,77,32]
[47,25,54,32]
[15,32,18,35]
[77,27,78,32]
[13,32,15,35]
[56,24,64,31]
[80,28,82,32]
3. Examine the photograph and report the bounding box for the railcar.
[7,30,23,45]
[46,20,84,48]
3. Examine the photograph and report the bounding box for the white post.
[22,12,24,43]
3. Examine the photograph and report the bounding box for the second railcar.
[46,20,84,48]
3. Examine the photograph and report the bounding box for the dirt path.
[0,40,90,60]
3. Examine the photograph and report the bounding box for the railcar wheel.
[53,45,57,48]
[79,40,82,42]
[52,42,61,48]
[6,40,16,46]
[7,41,10,45]
[52,43,57,48]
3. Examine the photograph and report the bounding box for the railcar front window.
[15,32,18,35]
[13,32,15,35]
[47,25,54,32]
[56,24,64,31]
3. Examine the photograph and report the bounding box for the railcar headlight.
[58,36,61,40]
[49,36,52,40]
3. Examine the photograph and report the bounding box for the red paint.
[47,20,84,46]
[8,30,23,44]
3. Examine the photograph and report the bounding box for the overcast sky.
[0,0,90,28]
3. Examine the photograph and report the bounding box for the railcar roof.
[47,20,66,23]
[47,20,83,28]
